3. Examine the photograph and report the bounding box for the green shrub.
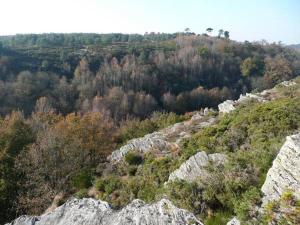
[95,176,123,195]
[119,118,157,145]
[234,187,261,221]
[128,165,138,176]
[137,185,157,202]
[104,176,123,194]
[261,191,300,224]
[150,111,189,130]
[95,178,106,192]
[204,211,232,225]
[74,188,88,199]
[165,180,203,215]
[125,152,143,165]
[72,170,92,189]
[118,112,189,145]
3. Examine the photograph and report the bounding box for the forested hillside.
[0,33,299,118]
[1,33,300,224]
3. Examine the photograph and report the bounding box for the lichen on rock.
[168,151,227,183]
[261,133,300,206]
[6,198,203,225]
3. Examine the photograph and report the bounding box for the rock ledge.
[7,198,203,225]
[261,133,300,205]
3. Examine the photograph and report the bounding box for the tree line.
[0,34,299,120]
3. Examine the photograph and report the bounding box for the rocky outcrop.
[6,198,203,225]
[218,79,298,114]
[226,217,240,225]
[281,80,297,87]
[261,133,300,206]
[218,92,267,114]
[218,100,236,113]
[109,111,216,163]
[237,93,266,103]
[168,151,227,183]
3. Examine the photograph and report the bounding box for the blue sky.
[1,0,299,44]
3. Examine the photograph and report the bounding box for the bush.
[150,111,189,130]
[204,211,232,225]
[234,187,261,221]
[95,178,106,192]
[118,112,189,145]
[74,188,89,199]
[137,185,157,202]
[95,176,123,194]
[128,166,138,176]
[165,180,203,215]
[72,170,92,189]
[119,118,157,145]
[125,152,143,165]
[262,190,300,224]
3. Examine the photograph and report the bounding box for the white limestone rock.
[218,93,267,114]
[7,198,203,225]
[261,133,300,206]
[168,151,227,183]
[108,131,174,162]
[108,114,216,163]
[218,100,236,113]
[237,93,266,104]
[280,80,297,87]
[226,217,240,225]
[5,216,39,225]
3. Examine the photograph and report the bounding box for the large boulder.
[261,133,300,205]
[168,151,227,183]
[237,93,266,104]
[108,131,175,162]
[6,198,203,225]
[218,100,236,113]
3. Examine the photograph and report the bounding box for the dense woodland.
[1,33,300,224]
[1,33,299,118]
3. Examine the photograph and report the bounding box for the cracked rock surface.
[168,151,227,183]
[261,133,300,205]
[6,198,203,225]
[109,112,216,163]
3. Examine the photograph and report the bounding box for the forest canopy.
[0,33,299,119]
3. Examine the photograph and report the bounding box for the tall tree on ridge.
[218,29,224,38]
[206,28,213,35]
[224,31,230,39]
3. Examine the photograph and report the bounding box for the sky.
[0,0,299,44]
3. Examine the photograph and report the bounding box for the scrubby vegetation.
[1,32,300,224]
[262,190,300,224]
[85,90,300,224]
[0,110,187,223]
[169,96,300,223]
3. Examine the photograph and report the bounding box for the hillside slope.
[7,77,300,225]
[1,33,299,117]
